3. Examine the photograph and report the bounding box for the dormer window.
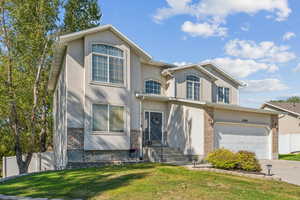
[145,80,161,95]
[218,86,230,104]
[91,44,124,84]
[186,75,200,101]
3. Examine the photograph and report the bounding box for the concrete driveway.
[260,160,300,186]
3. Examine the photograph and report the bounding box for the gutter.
[136,93,278,115]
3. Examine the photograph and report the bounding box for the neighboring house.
[262,102,300,154]
[48,25,279,169]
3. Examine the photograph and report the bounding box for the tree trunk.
[1,6,34,174]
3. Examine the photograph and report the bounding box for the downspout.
[139,96,144,159]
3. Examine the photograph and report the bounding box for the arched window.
[186,75,200,100]
[91,44,124,84]
[145,80,161,94]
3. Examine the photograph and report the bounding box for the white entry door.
[214,123,270,159]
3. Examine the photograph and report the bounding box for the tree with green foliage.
[63,0,102,33]
[0,0,102,174]
[270,96,300,103]
[0,0,59,174]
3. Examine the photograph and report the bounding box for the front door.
[145,111,163,145]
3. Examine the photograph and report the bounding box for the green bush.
[205,149,262,172]
[236,151,262,172]
[206,148,238,170]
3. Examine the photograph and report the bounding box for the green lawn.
[279,153,300,161]
[0,163,299,200]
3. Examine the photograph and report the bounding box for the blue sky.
[100,0,300,108]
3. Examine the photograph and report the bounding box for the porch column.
[271,115,279,159]
[204,107,214,156]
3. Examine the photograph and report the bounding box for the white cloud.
[225,39,296,63]
[240,23,250,31]
[292,63,300,72]
[154,0,291,23]
[173,61,192,66]
[153,0,193,22]
[204,57,278,78]
[181,21,227,37]
[242,78,288,92]
[283,32,296,40]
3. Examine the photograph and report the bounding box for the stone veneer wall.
[204,107,214,156]
[130,130,141,150]
[66,128,137,163]
[271,115,279,159]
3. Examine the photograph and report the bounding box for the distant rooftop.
[266,102,300,115]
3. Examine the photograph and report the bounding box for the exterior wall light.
[266,164,272,176]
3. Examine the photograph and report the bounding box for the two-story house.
[48,25,279,169]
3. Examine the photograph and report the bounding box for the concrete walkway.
[260,160,300,186]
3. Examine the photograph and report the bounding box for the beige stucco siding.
[214,109,271,125]
[53,59,68,168]
[264,106,300,134]
[66,39,84,128]
[167,103,205,156]
[204,67,239,105]
[141,64,166,95]
[83,30,136,150]
[174,68,212,101]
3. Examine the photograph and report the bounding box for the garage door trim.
[214,121,272,160]
[215,121,270,130]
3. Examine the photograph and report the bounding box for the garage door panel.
[214,124,270,159]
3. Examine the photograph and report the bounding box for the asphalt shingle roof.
[267,102,300,115]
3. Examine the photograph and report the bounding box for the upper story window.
[145,80,161,95]
[186,75,200,101]
[217,86,230,104]
[91,44,124,84]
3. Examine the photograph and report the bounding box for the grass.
[0,163,299,200]
[279,153,300,161]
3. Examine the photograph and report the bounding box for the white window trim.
[144,79,162,95]
[91,103,126,135]
[217,86,230,104]
[186,75,200,101]
[90,43,125,87]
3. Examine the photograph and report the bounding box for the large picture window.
[145,80,161,94]
[92,44,124,84]
[186,75,200,100]
[92,104,125,133]
[217,87,230,104]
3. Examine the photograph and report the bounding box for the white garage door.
[214,123,270,159]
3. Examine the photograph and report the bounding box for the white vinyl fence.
[2,152,54,178]
[279,134,300,154]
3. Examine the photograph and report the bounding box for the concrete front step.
[144,146,190,163]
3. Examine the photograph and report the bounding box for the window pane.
[187,81,193,99]
[92,55,108,82]
[224,88,230,103]
[187,75,200,82]
[145,80,161,94]
[110,106,124,132]
[93,104,108,131]
[109,57,124,84]
[217,87,224,102]
[92,44,123,57]
[194,82,200,100]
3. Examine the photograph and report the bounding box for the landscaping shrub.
[206,149,262,172]
[236,151,261,172]
[205,148,238,170]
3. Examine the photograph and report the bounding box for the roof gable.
[161,64,218,80]
[200,62,244,87]
[59,24,152,60]
[262,102,300,116]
